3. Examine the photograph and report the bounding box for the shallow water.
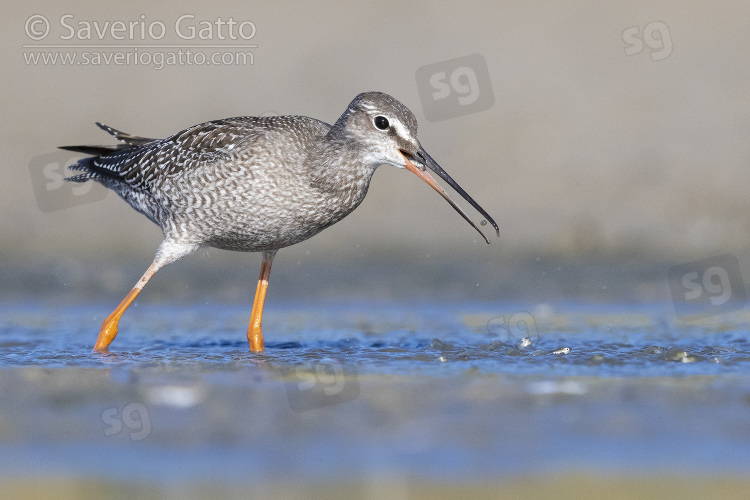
[1,301,750,496]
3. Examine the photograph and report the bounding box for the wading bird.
[63,92,498,352]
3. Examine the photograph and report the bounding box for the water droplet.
[480,220,487,226]
[665,348,689,361]
[549,347,571,355]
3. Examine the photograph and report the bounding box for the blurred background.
[3,0,750,305]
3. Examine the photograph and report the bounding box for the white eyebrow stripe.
[392,118,410,140]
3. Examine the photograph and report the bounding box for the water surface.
[1,301,750,498]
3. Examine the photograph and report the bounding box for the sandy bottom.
[4,476,750,500]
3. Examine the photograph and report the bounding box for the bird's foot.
[94,316,119,352]
[247,327,264,352]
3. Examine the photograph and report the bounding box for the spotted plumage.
[62,92,499,352]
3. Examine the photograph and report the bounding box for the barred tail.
[60,122,156,182]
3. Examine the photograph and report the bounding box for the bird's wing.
[66,117,260,191]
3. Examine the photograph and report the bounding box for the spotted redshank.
[63,92,499,352]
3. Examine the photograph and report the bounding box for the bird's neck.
[306,134,379,200]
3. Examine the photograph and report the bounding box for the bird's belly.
[202,218,327,252]
[162,164,367,252]
[172,190,360,252]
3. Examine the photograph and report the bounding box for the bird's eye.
[374,116,390,130]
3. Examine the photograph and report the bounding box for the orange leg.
[247,250,277,352]
[94,262,159,352]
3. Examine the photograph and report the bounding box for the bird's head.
[331,92,499,243]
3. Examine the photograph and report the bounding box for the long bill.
[399,149,499,245]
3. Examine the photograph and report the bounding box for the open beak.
[399,148,499,244]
